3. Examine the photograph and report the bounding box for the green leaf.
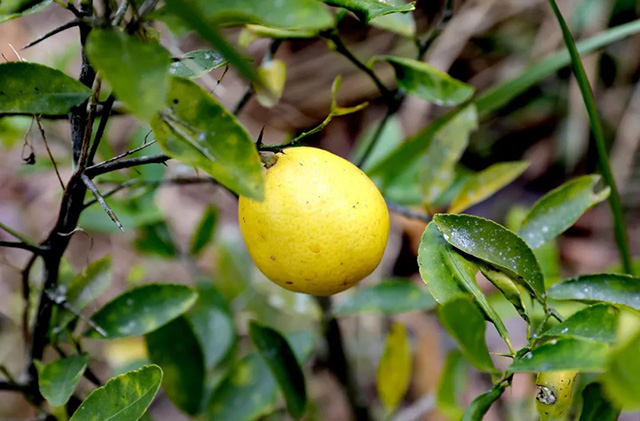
[541,304,618,344]
[324,0,414,22]
[206,353,278,421]
[333,280,435,316]
[188,283,235,370]
[69,364,162,421]
[602,331,640,410]
[438,296,495,372]
[579,383,619,421]
[35,354,89,407]
[135,221,178,257]
[375,56,474,106]
[190,207,218,256]
[433,214,546,303]
[145,317,204,415]
[436,351,468,420]
[54,256,112,334]
[240,25,318,45]
[0,62,91,115]
[87,284,198,339]
[377,322,412,414]
[199,0,333,30]
[169,50,227,79]
[86,29,171,121]
[0,0,51,23]
[151,76,264,200]
[162,0,258,83]
[479,264,529,323]
[461,383,507,421]
[419,105,478,205]
[352,116,403,171]
[369,0,415,37]
[509,338,609,372]
[518,175,609,249]
[449,161,529,214]
[249,322,307,418]
[548,274,640,311]
[417,223,467,304]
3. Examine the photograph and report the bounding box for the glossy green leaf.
[333,280,435,316]
[254,59,287,108]
[190,207,218,256]
[54,256,112,333]
[87,284,198,339]
[377,322,412,414]
[438,296,495,372]
[603,331,640,410]
[206,354,277,420]
[449,161,529,213]
[86,29,171,121]
[169,50,227,79]
[151,76,264,200]
[324,0,414,22]
[69,364,162,421]
[479,264,529,322]
[145,317,204,415]
[518,175,609,249]
[417,223,467,304]
[375,56,474,106]
[188,283,235,370]
[369,0,415,37]
[35,354,89,406]
[579,383,619,421]
[420,105,478,205]
[541,304,618,344]
[434,214,545,302]
[436,351,468,419]
[461,383,507,421]
[0,62,91,114]
[198,0,333,30]
[163,0,258,83]
[249,322,307,418]
[548,274,640,311]
[0,0,51,23]
[509,338,609,372]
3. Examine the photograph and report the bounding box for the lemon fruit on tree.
[238,146,389,296]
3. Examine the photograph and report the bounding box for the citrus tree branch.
[85,154,170,177]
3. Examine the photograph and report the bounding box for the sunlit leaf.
[449,161,529,214]
[145,317,204,415]
[518,175,609,249]
[249,322,307,418]
[509,338,609,372]
[35,354,89,407]
[86,284,198,339]
[377,322,412,414]
[434,214,546,302]
[324,0,414,22]
[369,0,415,37]
[169,50,227,79]
[436,351,468,419]
[374,56,474,106]
[254,59,287,108]
[69,364,162,421]
[540,304,618,344]
[151,76,265,200]
[548,274,640,311]
[0,62,91,115]
[86,29,171,121]
[438,296,495,372]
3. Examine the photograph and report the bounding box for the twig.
[92,139,157,169]
[547,0,633,275]
[416,0,454,60]
[81,174,124,231]
[85,154,170,177]
[0,221,39,248]
[386,200,431,223]
[355,108,393,168]
[21,255,38,344]
[35,117,65,190]
[111,0,128,25]
[0,381,19,391]
[21,20,80,50]
[77,78,102,170]
[87,94,116,164]
[0,241,44,253]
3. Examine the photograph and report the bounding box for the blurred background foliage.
[1,0,640,419]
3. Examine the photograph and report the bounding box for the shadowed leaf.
[36,354,89,407]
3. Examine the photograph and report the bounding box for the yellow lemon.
[535,370,578,421]
[238,146,389,296]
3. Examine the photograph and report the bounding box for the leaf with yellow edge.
[377,322,412,414]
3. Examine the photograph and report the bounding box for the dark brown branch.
[0,241,44,253]
[21,20,80,50]
[87,94,116,164]
[92,139,156,169]
[85,154,170,177]
[81,174,124,231]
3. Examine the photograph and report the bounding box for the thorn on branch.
[84,154,171,177]
[21,20,80,50]
[35,117,65,190]
[81,174,124,232]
